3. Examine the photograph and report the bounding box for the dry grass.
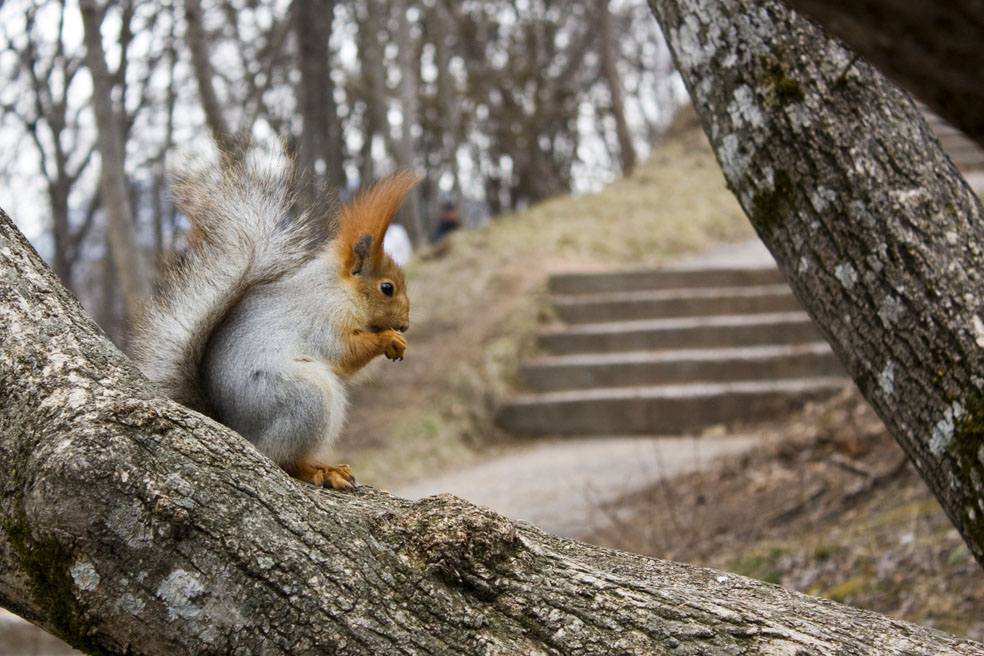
[335,122,754,487]
[585,390,984,641]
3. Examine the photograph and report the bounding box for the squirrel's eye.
[380,282,394,297]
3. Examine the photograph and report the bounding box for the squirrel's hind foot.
[288,460,358,490]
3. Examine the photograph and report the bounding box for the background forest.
[0,0,683,342]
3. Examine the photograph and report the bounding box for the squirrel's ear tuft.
[335,171,419,273]
[350,232,373,276]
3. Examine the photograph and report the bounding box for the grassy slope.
[335,121,754,486]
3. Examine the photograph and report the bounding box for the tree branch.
[777,0,984,148]
[0,201,981,653]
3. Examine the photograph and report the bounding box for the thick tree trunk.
[79,0,152,327]
[648,0,984,566]
[0,204,980,655]
[777,0,984,149]
[0,202,984,656]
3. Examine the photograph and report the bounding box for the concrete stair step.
[548,267,785,295]
[495,377,848,436]
[550,283,800,323]
[521,342,844,391]
[538,311,823,355]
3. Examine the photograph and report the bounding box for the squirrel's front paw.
[383,331,407,361]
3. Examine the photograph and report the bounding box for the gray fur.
[201,256,355,465]
[130,144,356,466]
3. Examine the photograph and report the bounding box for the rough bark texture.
[0,206,980,655]
[777,0,984,149]
[648,0,984,566]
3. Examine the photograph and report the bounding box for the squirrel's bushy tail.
[130,143,332,413]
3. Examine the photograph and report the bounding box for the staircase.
[496,266,850,437]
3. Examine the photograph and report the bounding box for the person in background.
[431,200,461,242]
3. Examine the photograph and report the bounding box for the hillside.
[334,115,755,486]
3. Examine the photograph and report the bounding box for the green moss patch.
[760,56,806,108]
[3,514,102,654]
[751,169,794,231]
[951,396,984,552]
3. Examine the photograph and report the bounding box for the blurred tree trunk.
[183,0,236,156]
[150,33,179,261]
[294,0,345,216]
[393,0,426,242]
[357,0,425,241]
[432,0,463,203]
[79,0,151,326]
[354,0,381,185]
[598,0,636,176]
[778,0,984,148]
[0,203,979,655]
[649,0,984,566]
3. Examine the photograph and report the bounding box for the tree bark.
[648,0,984,566]
[79,0,152,327]
[0,204,980,655]
[776,0,984,149]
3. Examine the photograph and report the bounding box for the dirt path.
[394,434,763,538]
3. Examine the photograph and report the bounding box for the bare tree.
[598,0,637,175]
[183,0,236,156]
[0,0,96,290]
[350,0,427,240]
[648,0,984,566]
[79,0,151,325]
[293,0,345,217]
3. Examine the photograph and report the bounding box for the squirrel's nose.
[398,324,409,333]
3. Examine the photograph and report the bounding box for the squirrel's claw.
[321,464,357,490]
[384,331,407,361]
[294,461,358,490]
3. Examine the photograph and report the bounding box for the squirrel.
[130,143,418,489]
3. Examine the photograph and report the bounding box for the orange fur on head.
[335,171,420,274]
